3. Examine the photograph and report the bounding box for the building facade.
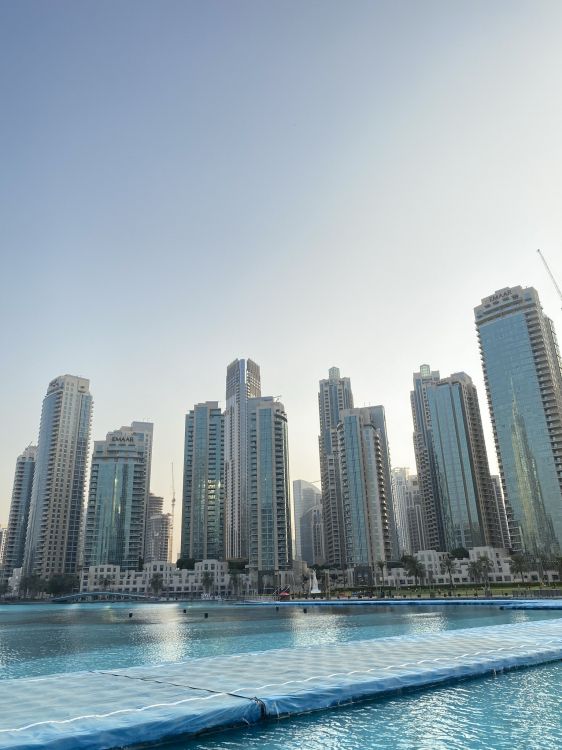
[1,446,37,582]
[337,406,393,568]
[318,367,354,567]
[391,468,425,555]
[300,504,324,566]
[292,479,322,560]
[145,494,172,564]
[23,375,92,577]
[83,422,153,570]
[247,397,293,575]
[181,402,224,561]
[424,373,507,551]
[475,286,562,554]
[224,358,261,561]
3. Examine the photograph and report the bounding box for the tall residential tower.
[23,375,92,577]
[1,446,36,583]
[475,286,562,554]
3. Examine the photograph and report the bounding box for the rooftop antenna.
[170,463,177,562]
[537,249,562,310]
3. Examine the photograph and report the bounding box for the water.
[176,662,562,750]
[1,602,561,748]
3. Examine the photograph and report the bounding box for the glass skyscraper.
[0,446,36,583]
[425,373,505,550]
[318,367,354,567]
[475,286,562,554]
[181,402,224,561]
[292,479,322,561]
[224,358,261,561]
[83,422,153,570]
[24,375,92,577]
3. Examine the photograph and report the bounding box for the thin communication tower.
[170,463,177,562]
[537,249,562,310]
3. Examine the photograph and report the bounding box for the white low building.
[80,560,253,598]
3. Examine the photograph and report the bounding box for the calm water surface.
[1,602,561,748]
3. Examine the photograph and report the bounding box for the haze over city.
[2,0,562,530]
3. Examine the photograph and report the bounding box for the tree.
[20,574,46,599]
[510,554,528,585]
[176,558,196,570]
[401,555,425,586]
[229,569,241,598]
[0,581,10,597]
[376,560,385,591]
[46,574,79,597]
[478,555,493,593]
[201,571,214,595]
[467,560,482,584]
[553,556,562,584]
[450,547,469,560]
[101,577,112,590]
[440,555,458,589]
[149,573,164,596]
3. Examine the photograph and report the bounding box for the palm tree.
[376,560,385,593]
[402,555,425,587]
[467,560,482,585]
[201,571,214,596]
[149,573,164,596]
[440,555,458,590]
[478,555,493,594]
[509,554,528,586]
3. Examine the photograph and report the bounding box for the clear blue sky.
[2,1,562,540]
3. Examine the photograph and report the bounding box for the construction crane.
[537,249,562,310]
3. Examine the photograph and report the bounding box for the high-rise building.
[491,475,510,549]
[411,365,442,551]
[392,468,426,555]
[181,402,224,561]
[424,373,506,550]
[300,504,324,566]
[475,286,562,554]
[1,446,37,583]
[0,527,6,570]
[145,494,172,563]
[318,367,354,567]
[23,375,92,577]
[337,406,393,568]
[83,422,153,570]
[292,479,322,560]
[224,358,261,561]
[247,397,293,574]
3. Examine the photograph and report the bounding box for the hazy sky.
[2,1,562,536]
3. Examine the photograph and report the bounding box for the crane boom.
[537,249,562,306]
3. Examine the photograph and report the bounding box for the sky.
[2,1,562,544]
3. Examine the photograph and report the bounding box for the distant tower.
[292,480,322,560]
[24,375,92,577]
[337,407,393,567]
[181,402,225,561]
[145,494,172,563]
[247,397,293,574]
[224,358,261,560]
[1,446,37,583]
[476,286,562,554]
[83,422,153,570]
[318,367,354,567]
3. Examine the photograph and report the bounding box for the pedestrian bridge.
[51,591,159,603]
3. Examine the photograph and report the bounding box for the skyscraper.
[83,422,153,570]
[145,494,172,563]
[23,375,92,577]
[475,286,562,554]
[300,504,324,566]
[424,373,506,550]
[224,358,261,561]
[292,479,322,560]
[337,406,393,568]
[491,475,510,549]
[1,446,36,583]
[247,397,293,574]
[392,468,426,555]
[181,402,224,561]
[318,367,354,567]
[411,365,442,551]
